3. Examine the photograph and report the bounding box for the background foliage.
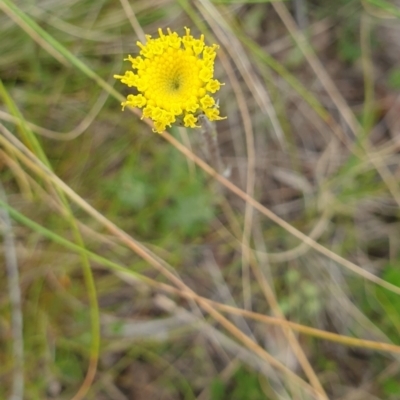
[1,0,400,399]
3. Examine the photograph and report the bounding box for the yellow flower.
[114,27,225,133]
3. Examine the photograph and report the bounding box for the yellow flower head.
[114,27,226,133]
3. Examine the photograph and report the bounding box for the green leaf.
[388,69,400,90]
[210,378,226,400]
[55,349,83,382]
[383,377,400,396]
[231,367,266,400]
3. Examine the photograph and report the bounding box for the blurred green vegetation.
[1,0,400,399]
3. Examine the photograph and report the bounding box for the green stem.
[0,77,99,400]
[0,197,141,282]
